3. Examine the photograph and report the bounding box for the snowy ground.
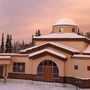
[0,83,76,90]
[0,79,89,90]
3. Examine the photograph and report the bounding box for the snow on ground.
[0,79,89,90]
[0,82,76,90]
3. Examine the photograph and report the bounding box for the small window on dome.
[59,28,64,33]
[72,28,75,32]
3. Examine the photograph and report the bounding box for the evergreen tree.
[37,29,41,36]
[9,34,12,53]
[85,32,90,39]
[5,34,10,53]
[35,30,38,37]
[77,28,80,35]
[35,29,41,37]
[1,33,4,53]
[31,35,35,46]
[5,34,12,53]
[22,40,25,47]
[12,41,20,53]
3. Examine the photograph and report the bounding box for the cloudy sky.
[0,0,90,42]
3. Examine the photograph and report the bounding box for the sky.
[0,0,90,42]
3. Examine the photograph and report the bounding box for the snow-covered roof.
[0,56,11,59]
[53,18,77,26]
[20,42,80,53]
[72,54,90,58]
[29,49,66,59]
[83,45,90,54]
[0,53,28,56]
[34,33,87,40]
[75,77,90,80]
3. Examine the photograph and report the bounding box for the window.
[87,66,90,70]
[59,28,64,33]
[60,28,64,33]
[74,65,78,70]
[52,66,59,79]
[72,28,75,32]
[13,62,25,73]
[37,65,43,78]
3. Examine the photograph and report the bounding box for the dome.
[53,18,77,26]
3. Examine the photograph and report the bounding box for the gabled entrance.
[37,60,59,81]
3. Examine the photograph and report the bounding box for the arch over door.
[37,60,59,81]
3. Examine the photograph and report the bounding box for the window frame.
[37,60,59,79]
[87,66,90,71]
[74,65,78,70]
[13,62,25,73]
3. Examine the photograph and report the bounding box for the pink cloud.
[0,0,90,42]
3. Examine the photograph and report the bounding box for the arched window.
[37,60,59,79]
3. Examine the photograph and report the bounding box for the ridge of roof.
[20,42,80,53]
[0,53,28,56]
[0,56,11,59]
[33,33,88,39]
[83,45,90,54]
[72,54,90,58]
[29,49,66,59]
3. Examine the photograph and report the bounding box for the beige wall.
[35,40,87,52]
[5,46,73,78]
[5,55,65,77]
[7,56,31,75]
[72,58,90,78]
[1,54,90,79]
[0,60,10,65]
[52,25,78,33]
[64,56,73,77]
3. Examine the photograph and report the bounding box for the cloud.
[0,0,90,42]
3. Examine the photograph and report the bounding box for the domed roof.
[53,18,77,26]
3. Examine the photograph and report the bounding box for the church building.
[0,19,90,88]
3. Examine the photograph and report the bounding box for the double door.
[43,66,52,81]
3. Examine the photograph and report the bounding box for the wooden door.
[0,65,3,78]
[43,66,52,81]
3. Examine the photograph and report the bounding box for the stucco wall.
[7,56,31,75]
[2,55,90,80]
[35,40,87,52]
[52,25,78,33]
[72,58,90,78]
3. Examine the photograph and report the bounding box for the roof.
[29,49,66,59]
[34,33,88,40]
[53,18,77,26]
[72,54,90,58]
[0,53,28,57]
[20,42,80,54]
[0,56,11,59]
[75,77,90,80]
[83,45,90,54]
